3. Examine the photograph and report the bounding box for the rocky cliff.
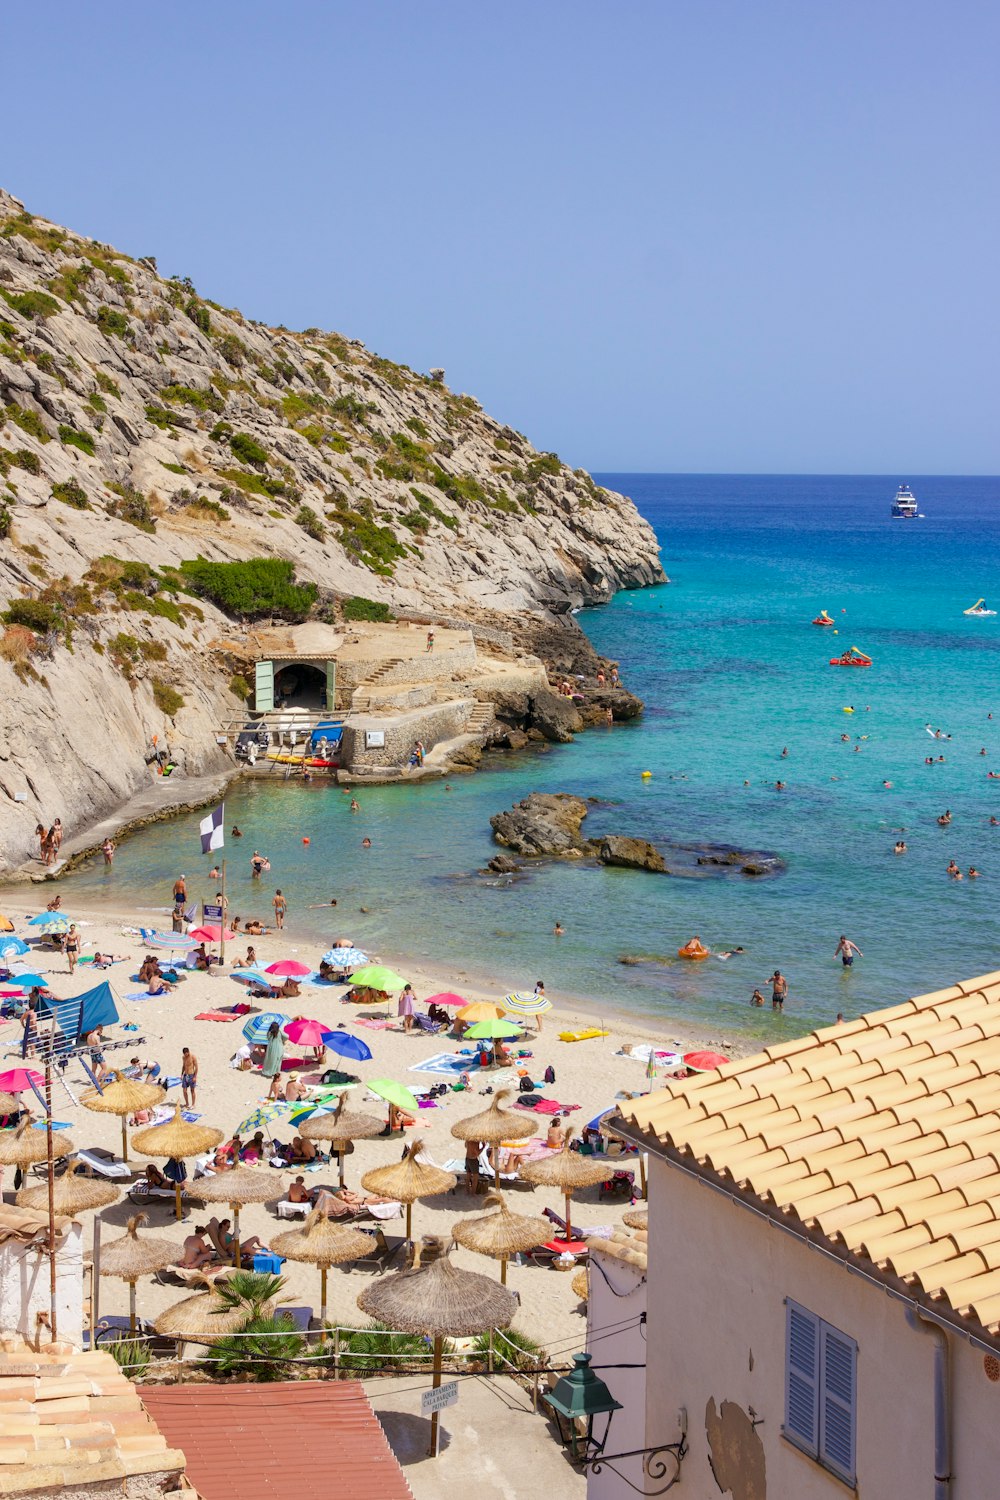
[0,189,663,873]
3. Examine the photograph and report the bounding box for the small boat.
[891,483,923,519]
[830,647,872,668]
[812,610,835,626]
[963,598,997,617]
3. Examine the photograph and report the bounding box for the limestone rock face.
[489,793,589,856]
[0,190,665,872]
[596,835,667,873]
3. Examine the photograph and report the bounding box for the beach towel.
[515,1097,581,1114]
[125,991,158,1002]
[409,1052,477,1077]
[195,1011,242,1022]
[355,1018,393,1031]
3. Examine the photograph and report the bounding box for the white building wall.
[586,1251,648,1500]
[0,1222,84,1347]
[644,1158,1000,1500]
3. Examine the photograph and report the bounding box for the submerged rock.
[489,793,589,856]
[597,835,667,873]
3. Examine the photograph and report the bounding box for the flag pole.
[219,857,227,969]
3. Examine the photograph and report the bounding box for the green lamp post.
[545,1352,623,1463]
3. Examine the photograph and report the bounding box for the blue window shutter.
[785,1301,819,1453]
[820,1324,857,1484]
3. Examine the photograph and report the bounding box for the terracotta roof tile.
[140,1381,412,1500]
[620,970,1000,1341]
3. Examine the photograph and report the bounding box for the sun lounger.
[413,1014,443,1034]
[154,1263,234,1288]
[348,1225,407,1274]
[57,1147,133,1180]
[128,1179,206,1207]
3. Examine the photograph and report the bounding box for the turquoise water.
[52,474,1000,1041]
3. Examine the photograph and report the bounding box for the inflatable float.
[677,938,711,961]
[267,753,338,767]
[559,1028,610,1042]
[830,647,872,668]
[812,610,835,626]
[964,598,997,617]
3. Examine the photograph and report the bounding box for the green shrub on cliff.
[179,557,317,621]
[152,679,184,716]
[229,432,269,468]
[342,596,393,623]
[4,598,60,632]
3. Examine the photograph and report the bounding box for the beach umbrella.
[193,1166,279,1265]
[683,1050,729,1072]
[349,964,406,992]
[502,991,552,1019]
[572,1266,589,1303]
[0,1091,21,1115]
[456,1001,505,1024]
[322,947,367,968]
[80,1070,166,1163]
[266,960,312,977]
[425,991,466,1008]
[451,1192,551,1284]
[449,1088,535,1190]
[27,913,71,931]
[4,974,48,992]
[231,969,276,986]
[154,1285,278,1349]
[464,1019,523,1041]
[272,1209,372,1328]
[188,925,236,943]
[320,1030,372,1063]
[520,1128,611,1246]
[17,1163,121,1215]
[0,913,14,933]
[357,1241,516,1456]
[623,1207,648,1230]
[300,1094,382,1187]
[360,1139,456,1241]
[132,1105,224,1221]
[98,1213,178,1332]
[283,1017,327,1047]
[0,936,30,959]
[140,931,196,950]
[0,1068,45,1093]
[367,1078,419,1116]
[241,1012,290,1044]
[235,1101,291,1138]
[0,1119,74,1168]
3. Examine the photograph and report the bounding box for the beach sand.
[0,894,755,1357]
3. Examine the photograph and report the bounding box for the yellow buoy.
[641,770,653,779]
[843,707,854,714]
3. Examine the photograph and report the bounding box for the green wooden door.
[254,660,274,712]
[326,659,337,711]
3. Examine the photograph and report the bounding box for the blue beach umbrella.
[27,914,71,932]
[322,947,368,969]
[320,1030,373,1063]
[231,969,276,985]
[241,1012,290,1045]
[139,929,197,950]
[6,973,47,990]
[0,937,30,959]
[236,1101,291,1137]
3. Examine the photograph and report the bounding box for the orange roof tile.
[620,970,1000,1343]
[140,1381,412,1500]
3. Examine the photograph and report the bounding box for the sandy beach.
[0,892,755,1358]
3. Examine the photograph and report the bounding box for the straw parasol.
[16,1163,120,1214]
[623,1206,648,1231]
[358,1239,516,1456]
[99,1213,178,1332]
[450,1088,534,1190]
[519,1128,610,1245]
[131,1105,224,1221]
[0,1119,74,1168]
[571,1266,589,1303]
[451,1192,551,1284]
[154,1284,277,1350]
[194,1166,279,1265]
[360,1140,456,1242]
[272,1209,372,1327]
[299,1094,383,1187]
[0,1091,20,1115]
[81,1070,166,1163]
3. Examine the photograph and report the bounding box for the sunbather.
[289,1134,318,1163]
[240,1131,266,1163]
[146,1164,168,1189]
[314,1187,394,1218]
[218,1218,262,1262]
[179,1226,216,1269]
[284,1073,308,1102]
[288,1176,317,1205]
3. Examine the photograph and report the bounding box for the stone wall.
[341,699,474,771]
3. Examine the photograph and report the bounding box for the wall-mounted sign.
[365,730,386,749]
[203,903,223,922]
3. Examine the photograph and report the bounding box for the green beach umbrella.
[465,1019,523,1041]
[367,1079,419,1114]
[349,965,406,992]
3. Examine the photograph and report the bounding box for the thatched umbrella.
[99,1213,178,1332]
[519,1128,610,1245]
[451,1191,550,1284]
[571,1266,589,1304]
[131,1105,224,1221]
[360,1140,456,1242]
[623,1206,648,1231]
[16,1163,120,1214]
[300,1095,383,1187]
[194,1165,278,1266]
[154,1285,277,1351]
[81,1070,166,1163]
[450,1088,535,1191]
[0,1091,20,1115]
[0,1119,74,1168]
[272,1209,372,1328]
[358,1239,516,1456]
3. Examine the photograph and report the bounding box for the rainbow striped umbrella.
[502,991,552,1018]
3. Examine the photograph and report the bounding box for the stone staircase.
[466,700,495,734]
[351,657,405,711]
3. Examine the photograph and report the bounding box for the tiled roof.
[141,1380,413,1500]
[0,1339,185,1494]
[621,971,1000,1342]
[589,1228,648,1272]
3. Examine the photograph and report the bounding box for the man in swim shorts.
[770,971,787,1010]
[834,935,863,967]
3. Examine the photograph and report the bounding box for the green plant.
[295,505,325,540]
[229,432,268,468]
[161,382,225,414]
[431,467,490,507]
[217,333,246,366]
[0,213,66,254]
[2,288,60,320]
[210,1315,306,1382]
[160,461,186,474]
[218,467,285,498]
[328,506,408,575]
[342,596,393,623]
[96,305,131,339]
[152,679,184,715]
[106,484,156,532]
[95,370,120,398]
[51,478,90,510]
[474,1327,545,1371]
[103,1337,152,1379]
[4,598,59,632]
[144,403,178,431]
[186,299,211,333]
[6,404,50,443]
[8,449,41,476]
[281,391,326,423]
[330,393,371,424]
[405,416,430,439]
[339,1321,432,1373]
[0,502,10,539]
[409,488,458,530]
[179,557,317,621]
[229,672,250,700]
[184,495,230,522]
[58,425,96,457]
[86,391,107,414]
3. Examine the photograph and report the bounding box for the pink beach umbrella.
[266,960,312,977]
[283,1017,328,1048]
[188,926,237,943]
[683,1050,730,1073]
[0,1068,45,1093]
[425,992,466,1008]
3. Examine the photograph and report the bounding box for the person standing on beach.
[101,838,115,865]
[397,983,416,1032]
[533,979,547,1033]
[770,970,788,1011]
[273,890,287,930]
[173,875,187,911]
[263,1022,285,1099]
[426,630,435,652]
[180,1047,198,1107]
[51,819,63,858]
[64,924,81,974]
[20,997,38,1059]
[834,935,863,968]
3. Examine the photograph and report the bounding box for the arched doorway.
[274,662,328,711]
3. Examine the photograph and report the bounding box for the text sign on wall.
[203,903,223,922]
[365,730,386,748]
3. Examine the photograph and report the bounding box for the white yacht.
[890,483,922,519]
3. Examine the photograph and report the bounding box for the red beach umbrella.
[266,960,312,977]
[0,1068,45,1093]
[425,992,466,1008]
[188,925,236,943]
[284,1017,328,1047]
[683,1051,730,1072]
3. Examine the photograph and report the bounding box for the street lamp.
[545,1352,622,1462]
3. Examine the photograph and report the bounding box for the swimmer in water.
[991,817,999,827]
[780,747,788,758]
[362,837,372,848]
[554,921,565,936]
[947,860,962,878]
[938,810,952,826]
[750,989,765,1007]
[894,841,907,853]
[969,866,981,879]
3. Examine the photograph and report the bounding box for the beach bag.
[518,1075,534,1093]
[544,1064,556,1084]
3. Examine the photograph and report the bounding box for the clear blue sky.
[5,2,997,473]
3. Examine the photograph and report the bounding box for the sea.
[55,474,1000,1044]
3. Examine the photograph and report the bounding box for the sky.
[3,2,997,473]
